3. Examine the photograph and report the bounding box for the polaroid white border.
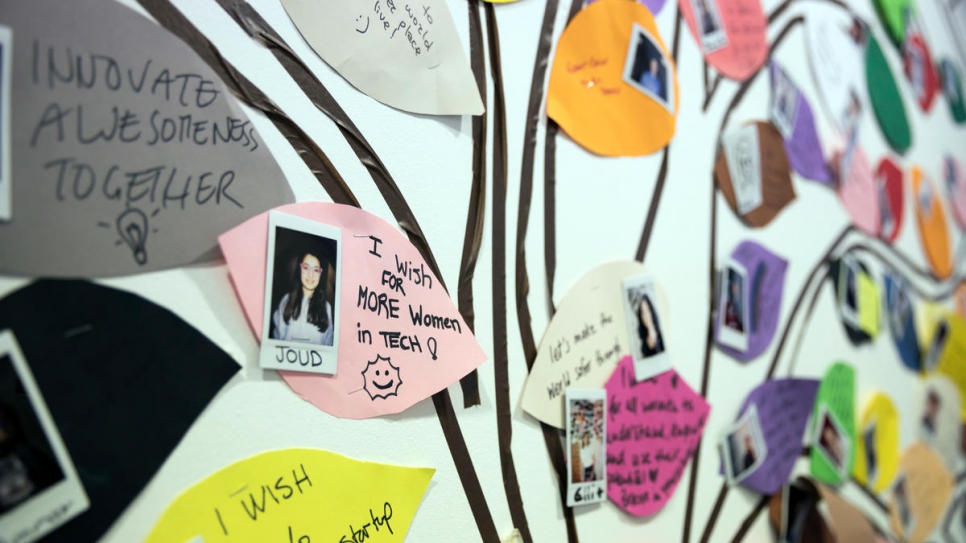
[720,404,768,486]
[622,22,676,115]
[892,474,915,536]
[0,330,89,543]
[717,259,750,353]
[621,274,672,383]
[260,211,342,375]
[771,66,799,138]
[565,388,607,507]
[690,0,728,52]
[862,416,878,487]
[723,124,764,215]
[918,178,935,221]
[813,404,851,479]
[923,319,948,372]
[0,26,11,222]
[779,481,814,543]
[838,255,861,329]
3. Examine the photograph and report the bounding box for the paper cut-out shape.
[520,261,669,429]
[680,0,767,81]
[938,59,966,124]
[280,0,482,116]
[766,480,835,543]
[721,379,819,495]
[547,0,678,156]
[714,122,795,228]
[884,272,921,371]
[809,362,856,486]
[0,0,294,277]
[911,166,953,279]
[812,480,879,542]
[605,359,709,516]
[889,444,953,543]
[0,280,238,543]
[836,146,880,236]
[219,203,486,419]
[942,155,966,230]
[930,315,966,418]
[145,449,434,543]
[586,0,668,12]
[875,157,905,243]
[871,0,912,46]
[807,10,868,137]
[769,62,831,183]
[867,34,913,154]
[714,241,788,361]
[903,34,940,113]
[833,256,880,343]
[853,392,899,493]
[915,375,962,473]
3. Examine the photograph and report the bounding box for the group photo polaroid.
[623,23,675,115]
[691,0,728,52]
[565,389,606,507]
[0,330,88,543]
[260,211,342,375]
[0,25,11,222]
[723,124,764,216]
[813,405,851,478]
[720,405,767,486]
[622,275,671,382]
[771,67,799,138]
[837,255,861,329]
[779,480,819,543]
[717,259,750,353]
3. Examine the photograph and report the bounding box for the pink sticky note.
[837,146,879,236]
[680,0,767,81]
[605,357,710,516]
[218,202,486,418]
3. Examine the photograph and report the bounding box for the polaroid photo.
[944,157,958,198]
[892,475,914,536]
[918,179,934,220]
[838,255,861,330]
[877,176,895,240]
[691,0,728,52]
[720,405,767,486]
[717,259,750,352]
[260,211,342,375]
[623,23,675,115]
[723,124,763,216]
[565,389,606,507]
[0,330,89,543]
[0,26,10,222]
[779,481,817,543]
[920,387,943,441]
[622,275,671,382]
[888,276,911,339]
[863,418,877,487]
[923,320,949,373]
[771,67,800,139]
[813,405,851,479]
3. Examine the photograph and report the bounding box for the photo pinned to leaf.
[914,374,962,473]
[941,155,966,230]
[889,444,954,543]
[871,0,913,47]
[938,59,966,124]
[714,121,795,228]
[911,166,953,279]
[807,10,869,138]
[903,34,940,113]
[832,254,881,343]
[680,0,767,81]
[853,392,899,493]
[883,272,920,371]
[769,61,830,183]
[875,157,905,243]
[809,362,856,486]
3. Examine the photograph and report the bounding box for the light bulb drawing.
[116,207,149,266]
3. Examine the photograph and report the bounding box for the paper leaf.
[931,314,966,419]
[714,241,788,361]
[520,261,669,428]
[870,0,913,46]
[605,360,709,516]
[837,146,879,236]
[0,280,239,542]
[725,379,819,495]
[903,34,940,113]
[769,62,830,183]
[875,157,905,243]
[889,444,954,543]
[853,392,900,493]
[807,9,867,137]
[831,257,880,344]
[680,0,767,81]
[809,362,856,486]
[586,0,669,12]
[914,375,962,474]
[279,0,482,116]
[144,449,434,543]
[547,0,678,156]
[0,0,293,277]
[883,272,921,371]
[867,34,912,154]
[911,166,953,279]
[938,59,966,124]
[812,481,878,543]
[218,203,486,419]
[714,121,795,228]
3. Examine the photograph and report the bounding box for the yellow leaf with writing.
[145,449,433,543]
[853,392,899,493]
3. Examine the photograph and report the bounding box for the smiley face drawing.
[362,355,403,400]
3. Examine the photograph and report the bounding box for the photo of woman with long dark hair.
[636,293,665,358]
[271,248,334,346]
[622,275,671,382]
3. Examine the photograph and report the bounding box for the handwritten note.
[605,359,709,517]
[768,62,830,184]
[680,0,767,81]
[144,449,433,543]
[809,362,855,486]
[714,122,795,228]
[721,379,818,495]
[889,444,953,543]
[837,146,880,236]
[0,0,293,277]
[806,8,866,137]
[911,166,953,279]
[853,392,899,493]
[520,261,668,428]
[219,202,486,419]
[714,241,788,361]
[915,375,961,474]
[279,0,481,115]
[546,0,678,156]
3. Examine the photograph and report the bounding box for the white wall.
[1,0,964,541]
